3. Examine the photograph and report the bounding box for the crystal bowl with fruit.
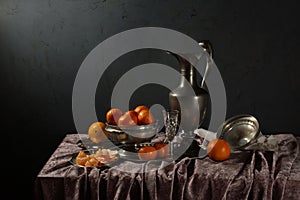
[104,106,159,144]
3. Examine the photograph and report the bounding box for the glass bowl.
[105,121,159,144]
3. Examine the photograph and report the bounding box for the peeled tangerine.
[88,122,107,143]
[76,152,89,166]
[85,157,99,167]
[75,149,119,167]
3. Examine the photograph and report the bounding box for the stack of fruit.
[106,105,155,126]
[88,105,156,144]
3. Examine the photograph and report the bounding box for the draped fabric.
[35,134,300,200]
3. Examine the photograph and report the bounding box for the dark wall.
[1,0,300,198]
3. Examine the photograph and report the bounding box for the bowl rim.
[105,120,159,131]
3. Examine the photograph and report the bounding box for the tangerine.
[206,139,231,161]
[106,108,123,125]
[117,110,138,126]
[138,146,157,160]
[154,143,169,158]
[134,105,149,114]
[88,122,107,143]
[138,109,155,125]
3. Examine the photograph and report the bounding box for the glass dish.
[105,120,159,144]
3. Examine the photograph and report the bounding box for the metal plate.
[217,114,260,150]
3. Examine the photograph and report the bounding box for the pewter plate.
[217,114,260,150]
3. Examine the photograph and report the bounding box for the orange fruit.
[134,105,154,125]
[138,146,157,160]
[134,105,149,113]
[106,108,123,125]
[88,122,107,143]
[137,109,155,125]
[117,111,138,126]
[154,143,169,158]
[206,139,231,161]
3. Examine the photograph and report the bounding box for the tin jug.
[168,40,213,134]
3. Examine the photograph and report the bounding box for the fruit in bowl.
[106,108,123,125]
[105,105,156,126]
[134,105,149,113]
[117,110,138,126]
[134,105,155,125]
[104,105,158,144]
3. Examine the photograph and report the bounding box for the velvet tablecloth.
[34,134,300,200]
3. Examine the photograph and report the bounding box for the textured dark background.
[1,0,300,199]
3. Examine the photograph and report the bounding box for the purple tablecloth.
[34,133,300,200]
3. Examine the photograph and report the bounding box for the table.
[34,133,300,200]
